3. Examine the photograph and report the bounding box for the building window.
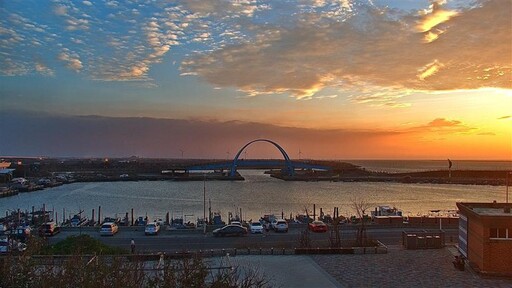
[490,228,511,239]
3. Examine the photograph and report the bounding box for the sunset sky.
[1,0,511,160]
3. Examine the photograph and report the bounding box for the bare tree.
[0,245,271,288]
[298,206,311,248]
[329,217,342,248]
[351,197,372,247]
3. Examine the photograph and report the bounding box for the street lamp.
[203,173,207,235]
[507,171,511,203]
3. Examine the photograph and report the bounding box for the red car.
[308,220,328,233]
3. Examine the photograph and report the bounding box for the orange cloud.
[418,60,443,80]
[181,0,511,99]
[406,118,476,134]
[417,2,458,33]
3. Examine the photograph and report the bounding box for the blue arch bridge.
[171,139,332,179]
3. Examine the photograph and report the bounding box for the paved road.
[49,226,458,253]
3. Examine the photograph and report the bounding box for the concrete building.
[456,202,512,277]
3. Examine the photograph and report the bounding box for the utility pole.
[203,174,207,235]
[507,171,510,203]
[448,159,452,179]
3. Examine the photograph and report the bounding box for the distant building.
[0,169,15,183]
[0,162,11,169]
[456,202,512,277]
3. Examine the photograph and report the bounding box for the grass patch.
[41,235,127,255]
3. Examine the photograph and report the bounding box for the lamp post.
[203,173,207,235]
[507,171,511,203]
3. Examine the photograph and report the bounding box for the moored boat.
[70,214,88,227]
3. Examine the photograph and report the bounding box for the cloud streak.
[407,118,476,134]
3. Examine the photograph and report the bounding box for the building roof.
[457,202,512,217]
[0,169,15,174]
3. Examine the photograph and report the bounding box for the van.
[38,222,60,237]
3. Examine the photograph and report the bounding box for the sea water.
[0,169,508,222]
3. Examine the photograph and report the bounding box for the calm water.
[0,170,508,222]
[345,160,512,173]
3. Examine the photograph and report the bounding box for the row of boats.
[1,176,72,197]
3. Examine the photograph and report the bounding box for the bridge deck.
[186,160,331,171]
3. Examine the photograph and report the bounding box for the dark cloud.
[0,110,399,159]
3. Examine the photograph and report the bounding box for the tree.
[298,206,311,248]
[352,197,372,247]
[0,236,271,288]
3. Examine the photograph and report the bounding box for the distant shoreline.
[2,158,510,191]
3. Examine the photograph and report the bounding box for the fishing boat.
[70,213,88,227]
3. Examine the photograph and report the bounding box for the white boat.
[371,205,402,218]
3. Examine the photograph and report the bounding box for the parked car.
[14,226,31,242]
[309,220,328,233]
[0,236,8,254]
[145,222,161,235]
[100,222,118,236]
[273,219,289,232]
[250,222,264,234]
[212,225,247,237]
[38,222,60,237]
[0,236,26,254]
[136,216,148,226]
[155,219,165,226]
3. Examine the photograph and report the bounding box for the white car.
[145,222,161,235]
[250,222,264,234]
[230,221,242,226]
[274,219,289,232]
[0,236,8,254]
[100,222,118,236]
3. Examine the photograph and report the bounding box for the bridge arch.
[230,139,294,177]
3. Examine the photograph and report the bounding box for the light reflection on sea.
[346,160,512,173]
[0,170,507,222]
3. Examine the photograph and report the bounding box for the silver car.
[0,237,8,254]
[145,223,161,235]
[100,222,119,236]
[250,222,264,233]
[274,219,289,232]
